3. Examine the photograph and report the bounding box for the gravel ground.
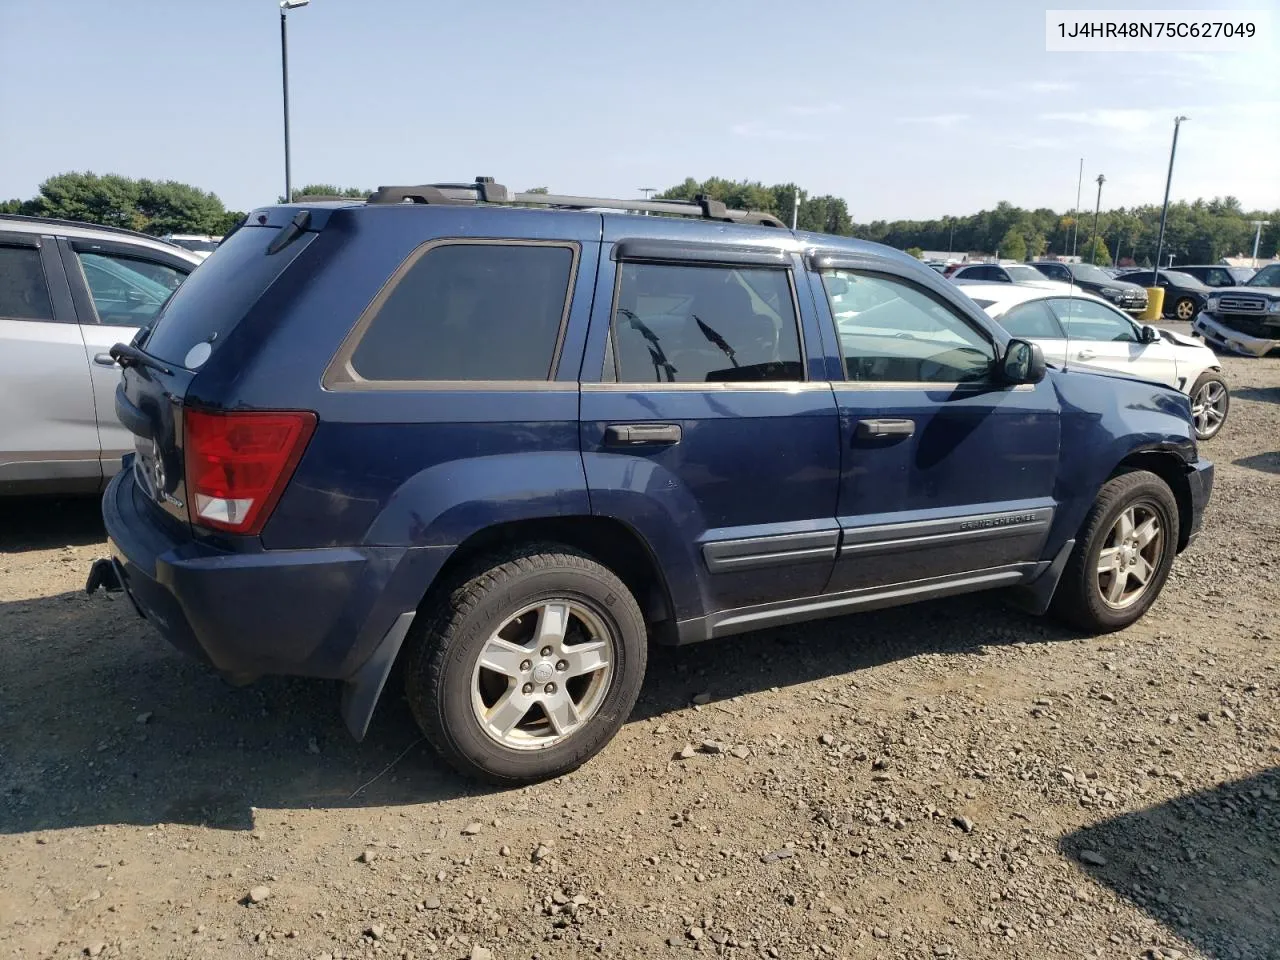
[2,341,1277,960]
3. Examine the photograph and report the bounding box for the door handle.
[1076,350,1096,360]
[94,353,119,367]
[856,418,915,439]
[603,423,682,447]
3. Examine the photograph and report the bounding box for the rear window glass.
[142,225,314,365]
[346,242,575,382]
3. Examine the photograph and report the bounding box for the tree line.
[661,177,1279,266]
[5,172,1277,267]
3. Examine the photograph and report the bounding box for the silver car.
[0,216,203,494]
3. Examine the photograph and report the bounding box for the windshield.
[1069,263,1114,284]
[1004,265,1046,283]
[1247,264,1280,287]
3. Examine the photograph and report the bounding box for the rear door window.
[0,245,54,321]
[338,241,577,383]
[610,262,803,383]
[142,225,314,365]
[76,252,186,326]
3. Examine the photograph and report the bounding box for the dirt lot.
[2,343,1277,960]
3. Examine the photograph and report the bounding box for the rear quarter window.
[330,240,576,385]
[141,225,315,365]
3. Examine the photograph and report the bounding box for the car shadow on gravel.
[1231,385,1280,405]
[0,496,105,551]
[1234,452,1280,475]
[0,582,1072,836]
[1062,767,1280,960]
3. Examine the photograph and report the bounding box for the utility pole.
[1088,173,1105,265]
[1250,220,1271,267]
[1152,116,1188,283]
[1071,157,1084,258]
[791,188,803,230]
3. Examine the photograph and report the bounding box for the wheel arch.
[1110,449,1194,551]
[421,515,679,643]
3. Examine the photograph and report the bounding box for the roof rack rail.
[0,213,179,244]
[365,177,786,228]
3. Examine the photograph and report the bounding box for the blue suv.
[89,179,1213,784]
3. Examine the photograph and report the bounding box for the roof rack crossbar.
[364,178,785,228]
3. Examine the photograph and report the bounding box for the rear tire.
[403,545,647,785]
[1188,371,1229,440]
[1050,470,1179,633]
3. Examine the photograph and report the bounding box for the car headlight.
[1206,296,1220,311]
[1101,287,1121,299]
[1269,301,1280,314]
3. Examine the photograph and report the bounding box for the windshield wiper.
[109,342,174,376]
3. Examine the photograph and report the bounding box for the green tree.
[905,246,924,259]
[26,172,143,229]
[138,179,228,235]
[0,198,21,214]
[282,184,370,201]
[998,228,1027,261]
[17,171,240,236]
[1084,235,1111,265]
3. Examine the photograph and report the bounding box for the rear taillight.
[183,408,316,535]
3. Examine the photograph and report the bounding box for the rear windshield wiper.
[110,342,174,376]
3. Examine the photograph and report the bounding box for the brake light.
[183,408,316,534]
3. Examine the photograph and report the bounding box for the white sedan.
[956,281,1229,440]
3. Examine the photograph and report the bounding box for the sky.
[1,0,1277,222]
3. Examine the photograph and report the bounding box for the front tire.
[403,545,647,785]
[1189,371,1229,440]
[1173,297,1197,321]
[1050,470,1179,633]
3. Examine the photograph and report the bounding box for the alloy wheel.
[1191,380,1227,438]
[470,600,614,750]
[1096,504,1164,609]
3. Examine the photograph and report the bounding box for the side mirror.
[1141,324,1161,343]
[1002,338,1046,385]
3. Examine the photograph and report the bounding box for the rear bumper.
[1183,458,1214,549]
[99,465,451,682]
[1193,313,1280,358]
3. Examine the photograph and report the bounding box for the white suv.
[0,216,202,494]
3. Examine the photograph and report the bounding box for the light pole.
[638,188,655,199]
[280,0,310,203]
[1088,173,1105,265]
[791,188,804,230]
[1152,116,1188,282]
[1250,220,1271,267]
[947,216,955,257]
[1071,157,1084,258]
